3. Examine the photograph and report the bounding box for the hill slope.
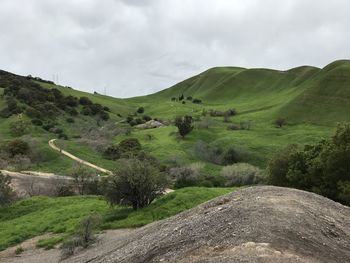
[145,60,350,125]
[64,186,350,263]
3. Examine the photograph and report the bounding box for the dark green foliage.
[136,107,144,114]
[182,101,186,104]
[186,96,193,101]
[9,119,30,136]
[42,122,56,131]
[25,107,42,119]
[179,94,184,101]
[103,145,121,160]
[104,159,167,210]
[31,119,43,126]
[142,115,152,121]
[267,123,350,205]
[0,97,22,118]
[119,138,141,152]
[103,106,110,112]
[0,173,16,207]
[126,116,134,123]
[195,141,247,166]
[103,138,142,160]
[192,98,202,104]
[66,118,75,123]
[7,139,30,157]
[171,97,176,101]
[174,115,193,138]
[58,133,68,140]
[79,97,93,105]
[275,118,286,128]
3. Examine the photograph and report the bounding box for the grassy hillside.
[0,187,234,250]
[0,60,349,175]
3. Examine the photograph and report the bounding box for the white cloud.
[0,0,349,97]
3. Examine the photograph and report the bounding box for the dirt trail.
[48,139,112,175]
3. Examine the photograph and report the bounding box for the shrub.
[0,172,16,206]
[186,96,193,101]
[105,158,167,210]
[15,247,24,255]
[227,124,240,130]
[175,115,193,138]
[275,118,286,128]
[7,139,30,157]
[195,141,248,165]
[179,94,184,101]
[240,120,253,130]
[169,167,199,188]
[119,138,141,152]
[136,107,144,114]
[61,214,101,258]
[126,116,134,123]
[142,115,152,121]
[103,145,121,160]
[182,101,186,104]
[79,96,93,105]
[222,163,265,186]
[31,119,43,126]
[9,119,30,136]
[192,98,202,104]
[267,123,350,205]
[58,133,68,140]
[66,118,75,123]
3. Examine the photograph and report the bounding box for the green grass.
[0,60,349,174]
[0,187,235,251]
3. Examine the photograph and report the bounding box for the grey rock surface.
[65,186,350,263]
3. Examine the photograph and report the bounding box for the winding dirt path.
[48,139,112,175]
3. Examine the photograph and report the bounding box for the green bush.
[267,123,350,205]
[222,163,265,186]
[0,172,16,207]
[31,119,43,126]
[7,139,30,157]
[175,115,193,138]
[66,118,75,123]
[136,107,144,114]
[105,159,167,210]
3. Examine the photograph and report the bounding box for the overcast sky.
[0,0,349,97]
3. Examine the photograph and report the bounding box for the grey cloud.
[0,0,349,97]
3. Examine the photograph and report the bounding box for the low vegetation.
[267,123,350,205]
[0,187,235,251]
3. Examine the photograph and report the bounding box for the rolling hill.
[0,60,350,174]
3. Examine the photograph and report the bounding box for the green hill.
[0,60,349,175]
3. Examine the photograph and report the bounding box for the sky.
[0,0,349,98]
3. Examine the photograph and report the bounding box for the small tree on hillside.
[175,115,193,138]
[105,158,167,210]
[70,165,96,195]
[0,172,16,207]
[275,118,286,128]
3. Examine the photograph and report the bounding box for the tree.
[136,107,144,114]
[175,115,193,138]
[275,118,286,128]
[7,139,30,157]
[179,94,184,101]
[105,159,167,210]
[267,123,350,205]
[0,172,16,206]
[70,165,96,195]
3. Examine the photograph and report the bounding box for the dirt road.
[48,139,112,175]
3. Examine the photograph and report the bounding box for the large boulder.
[66,186,350,263]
